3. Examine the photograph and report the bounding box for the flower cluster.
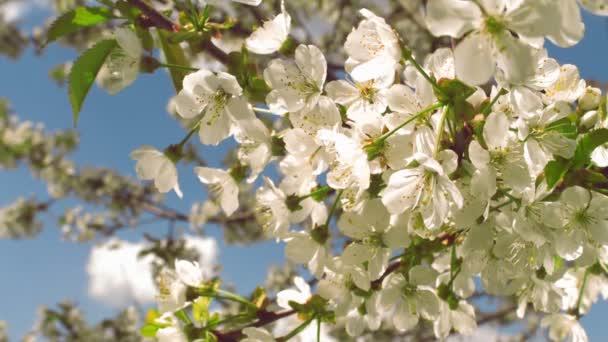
[111,0,608,340]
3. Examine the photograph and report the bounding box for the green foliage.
[546,117,578,139]
[68,39,118,125]
[435,79,476,106]
[289,295,335,323]
[193,297,211,323]
[573,128,608,168]
[543,128,608,188]
[545,157,570,189]
[140,324,159,337]
[45,7,114,46]
[228,47,271,103]
[158,30,192,92]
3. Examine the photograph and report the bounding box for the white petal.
[114,27,142,58]
[483,111,509,150]
[199,106,232,145]
[468,140,490,169]
[246,12,291,54]
[295,44,326,88]
[454,33,494,85]
[175,260,203,287]
[386,84,421,114]
[350,55,394,83]
[496,33,536,85]
[393,304,419,332]
[555,230,585,261]
[425,0,482,38]
[325,80,359,105]
[155,159,178,193]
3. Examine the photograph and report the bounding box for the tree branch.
[127,0,180,32]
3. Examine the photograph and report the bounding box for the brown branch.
[371,261,402,289]
[128,0,180,32]
[200,39,231,65]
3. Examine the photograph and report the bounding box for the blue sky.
[1,7,608,342]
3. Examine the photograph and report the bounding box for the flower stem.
[325,190,343,227]
[158,62,199,72]
[481,88,508,115]
[174,308,192,324]
[215,289,257,310]
[211,313,252,328]
[433,105,450,157]
[299,186,331,201]
[402,54,446,99]
[575,269,590,317]
[377,102,444,142]
[317,318,321,342]
[177,120,202,148]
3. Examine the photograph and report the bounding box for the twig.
[127,0,180,32]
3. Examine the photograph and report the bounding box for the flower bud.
[580,110,598,129]
[578,87,601,111]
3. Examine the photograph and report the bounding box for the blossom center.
[484,16,506,36]
[573,209,595,227]
[357,82,378,103]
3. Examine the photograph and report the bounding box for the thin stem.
[377,102,444,142]
[433,105,450,157]
[127,0,180,31]
[174,309,192,324]
[299,186,330,201]
[215,289,257,310]
[490,198,515,211]
[158,62,199,72]
[575,269,590,317]
[177,120,202,148]
[481,88,508,115]
[325,190,343,227]
[211,313,252,328]
[502,191,519,203]
[403,55,446,99]
[317,318,321,342]
[194,287,257,311]
[447,243,462,289]
[278,316,315,342]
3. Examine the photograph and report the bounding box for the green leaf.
[546,117,578,139]
[573,128,608,168]
[158,30,191,93]
[192,296,211,323]
[228,47,270,103]
[436,78,476,104]
[46,7,114,46]
[68,39,118,125]
[140,324,159,337]
[544,158,569,189]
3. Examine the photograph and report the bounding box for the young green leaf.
[68,39,118,125]
[158,30,191,93]
[573,128,608,168]
[46,7,114,46]
[140,324,160,337]
[544,157,570,189]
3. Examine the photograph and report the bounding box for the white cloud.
[86,236,218,308]
[0,0,50,22]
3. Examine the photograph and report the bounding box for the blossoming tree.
[3,0,608,341]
